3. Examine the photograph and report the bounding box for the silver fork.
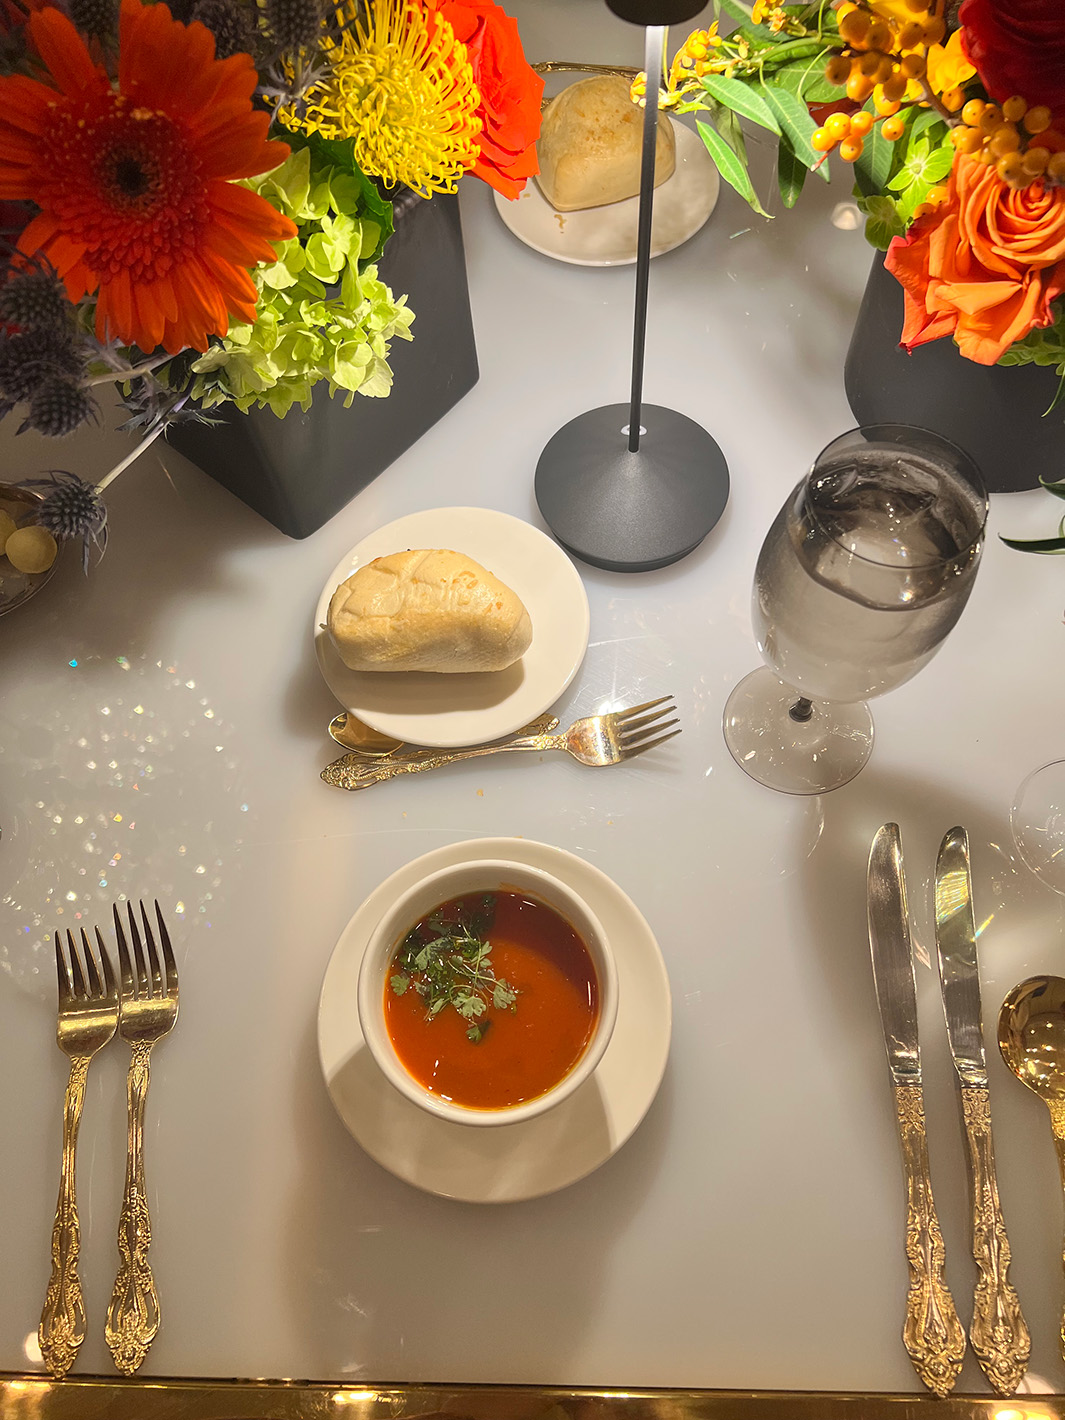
[39,928,118,1378]
[321,696,681,791]
[105,901,178,1375]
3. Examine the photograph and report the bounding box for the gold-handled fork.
[105,901,178,1375]
[39,928,118,1378]
[321,696,681,791]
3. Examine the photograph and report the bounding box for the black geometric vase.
[845,252,1065,494]
[167,188,479,537]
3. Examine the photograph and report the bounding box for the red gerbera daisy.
[0,0,297,353]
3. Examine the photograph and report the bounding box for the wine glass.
[723,424,988,795]
[1012,760,1065,894]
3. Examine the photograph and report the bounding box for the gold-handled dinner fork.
[39,928,118,1378]
[105,901,178,1375]
[321,696,681,791]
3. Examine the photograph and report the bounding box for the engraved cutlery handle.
[322,722,563,790]
[894,1083,966,1397]
[106,1041,159,1374]
[961,1084,1030,1394]
[39,1056,89,1378]
[1047,1098,1065,1364]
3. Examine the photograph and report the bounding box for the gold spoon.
[999,974,1065,1361]
[328,712,404,757]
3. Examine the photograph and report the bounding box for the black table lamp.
[534,0,730,572]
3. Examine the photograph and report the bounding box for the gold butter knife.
[935,826,1029,1395]
[868,823,965,1397]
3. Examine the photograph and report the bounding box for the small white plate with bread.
[494,121,719,268]
[314,507,590,749]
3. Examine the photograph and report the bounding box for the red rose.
[427,0,543,199]
[959,0,1065,118]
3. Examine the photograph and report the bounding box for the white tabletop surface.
[3,0,1065,1395]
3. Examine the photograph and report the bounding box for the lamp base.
[534,403,729,572]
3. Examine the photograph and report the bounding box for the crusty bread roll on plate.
[328,548,533,674]
[536,75,676,212]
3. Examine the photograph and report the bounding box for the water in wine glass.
[753,443,984,704]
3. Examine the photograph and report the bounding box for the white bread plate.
[314,507,590,749]
[493,123,719,268]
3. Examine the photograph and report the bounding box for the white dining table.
[2,0,1065,1408]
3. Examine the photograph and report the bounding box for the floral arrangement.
[640,0,1065,381]
[0,0,542,574]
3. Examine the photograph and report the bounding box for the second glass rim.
[802,422,990,572]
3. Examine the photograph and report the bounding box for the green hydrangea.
[185,145,414,417]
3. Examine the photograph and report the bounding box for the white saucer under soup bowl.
[357,859,618,1129]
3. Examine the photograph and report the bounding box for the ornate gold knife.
[868,823,965,1397]
[935,826,1029,1396]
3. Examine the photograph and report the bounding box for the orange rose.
[425,0,543,199]
[885,154,1065,364]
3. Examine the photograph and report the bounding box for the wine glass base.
[722,668,874,795]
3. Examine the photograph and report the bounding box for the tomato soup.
[384,890,599,1110]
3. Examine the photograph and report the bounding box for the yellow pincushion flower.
[291,0,482,197]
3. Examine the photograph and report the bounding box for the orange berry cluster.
[812,108,875,162]
[827,0,945,117]
[949,95,1065,187]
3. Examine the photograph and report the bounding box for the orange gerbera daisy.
[0,0,296,353]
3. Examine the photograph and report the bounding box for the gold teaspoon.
[328,712,404,757]
[999,974,1065,1362]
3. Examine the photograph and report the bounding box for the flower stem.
[84,357,171,388]
[916,77,954,123]
[95,394,188,493]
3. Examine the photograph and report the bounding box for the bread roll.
[536,75,676,212]
[327,549,533,674]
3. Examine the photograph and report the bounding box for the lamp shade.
[606,0,705,22]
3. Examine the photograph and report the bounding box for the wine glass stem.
[789,697,814,723]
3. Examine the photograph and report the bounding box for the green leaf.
[886,133,952,194]
[852,117,894,197]
[858,194,906,249]
[697,119,771,216]
[767,57,841,105]
[700,73,781,134]
[922,145,954,184]
[707,98,748,164]
[1000,534,1065,553]
[715,0,755,26]
[1040,477,1065,501]
[759,82,825,177]
[777,138,807,208]
[390,974,408,996]
[909,107,947,144]
[896,181,930,226]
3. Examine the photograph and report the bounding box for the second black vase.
[845,252,1065,493]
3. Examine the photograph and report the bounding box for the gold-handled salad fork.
[105,901,178,1375]
[39,928,118,1378]
[321,697,681,791]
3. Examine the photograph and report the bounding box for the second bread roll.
[328,549,533,673]
[536,75,676,212]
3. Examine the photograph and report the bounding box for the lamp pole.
[534,1,731,572]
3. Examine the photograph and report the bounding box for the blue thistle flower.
[0,268,72,333]
[19,377,98,437]
[24,472,108,573]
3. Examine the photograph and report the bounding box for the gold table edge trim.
[0,1375,1061,1418]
